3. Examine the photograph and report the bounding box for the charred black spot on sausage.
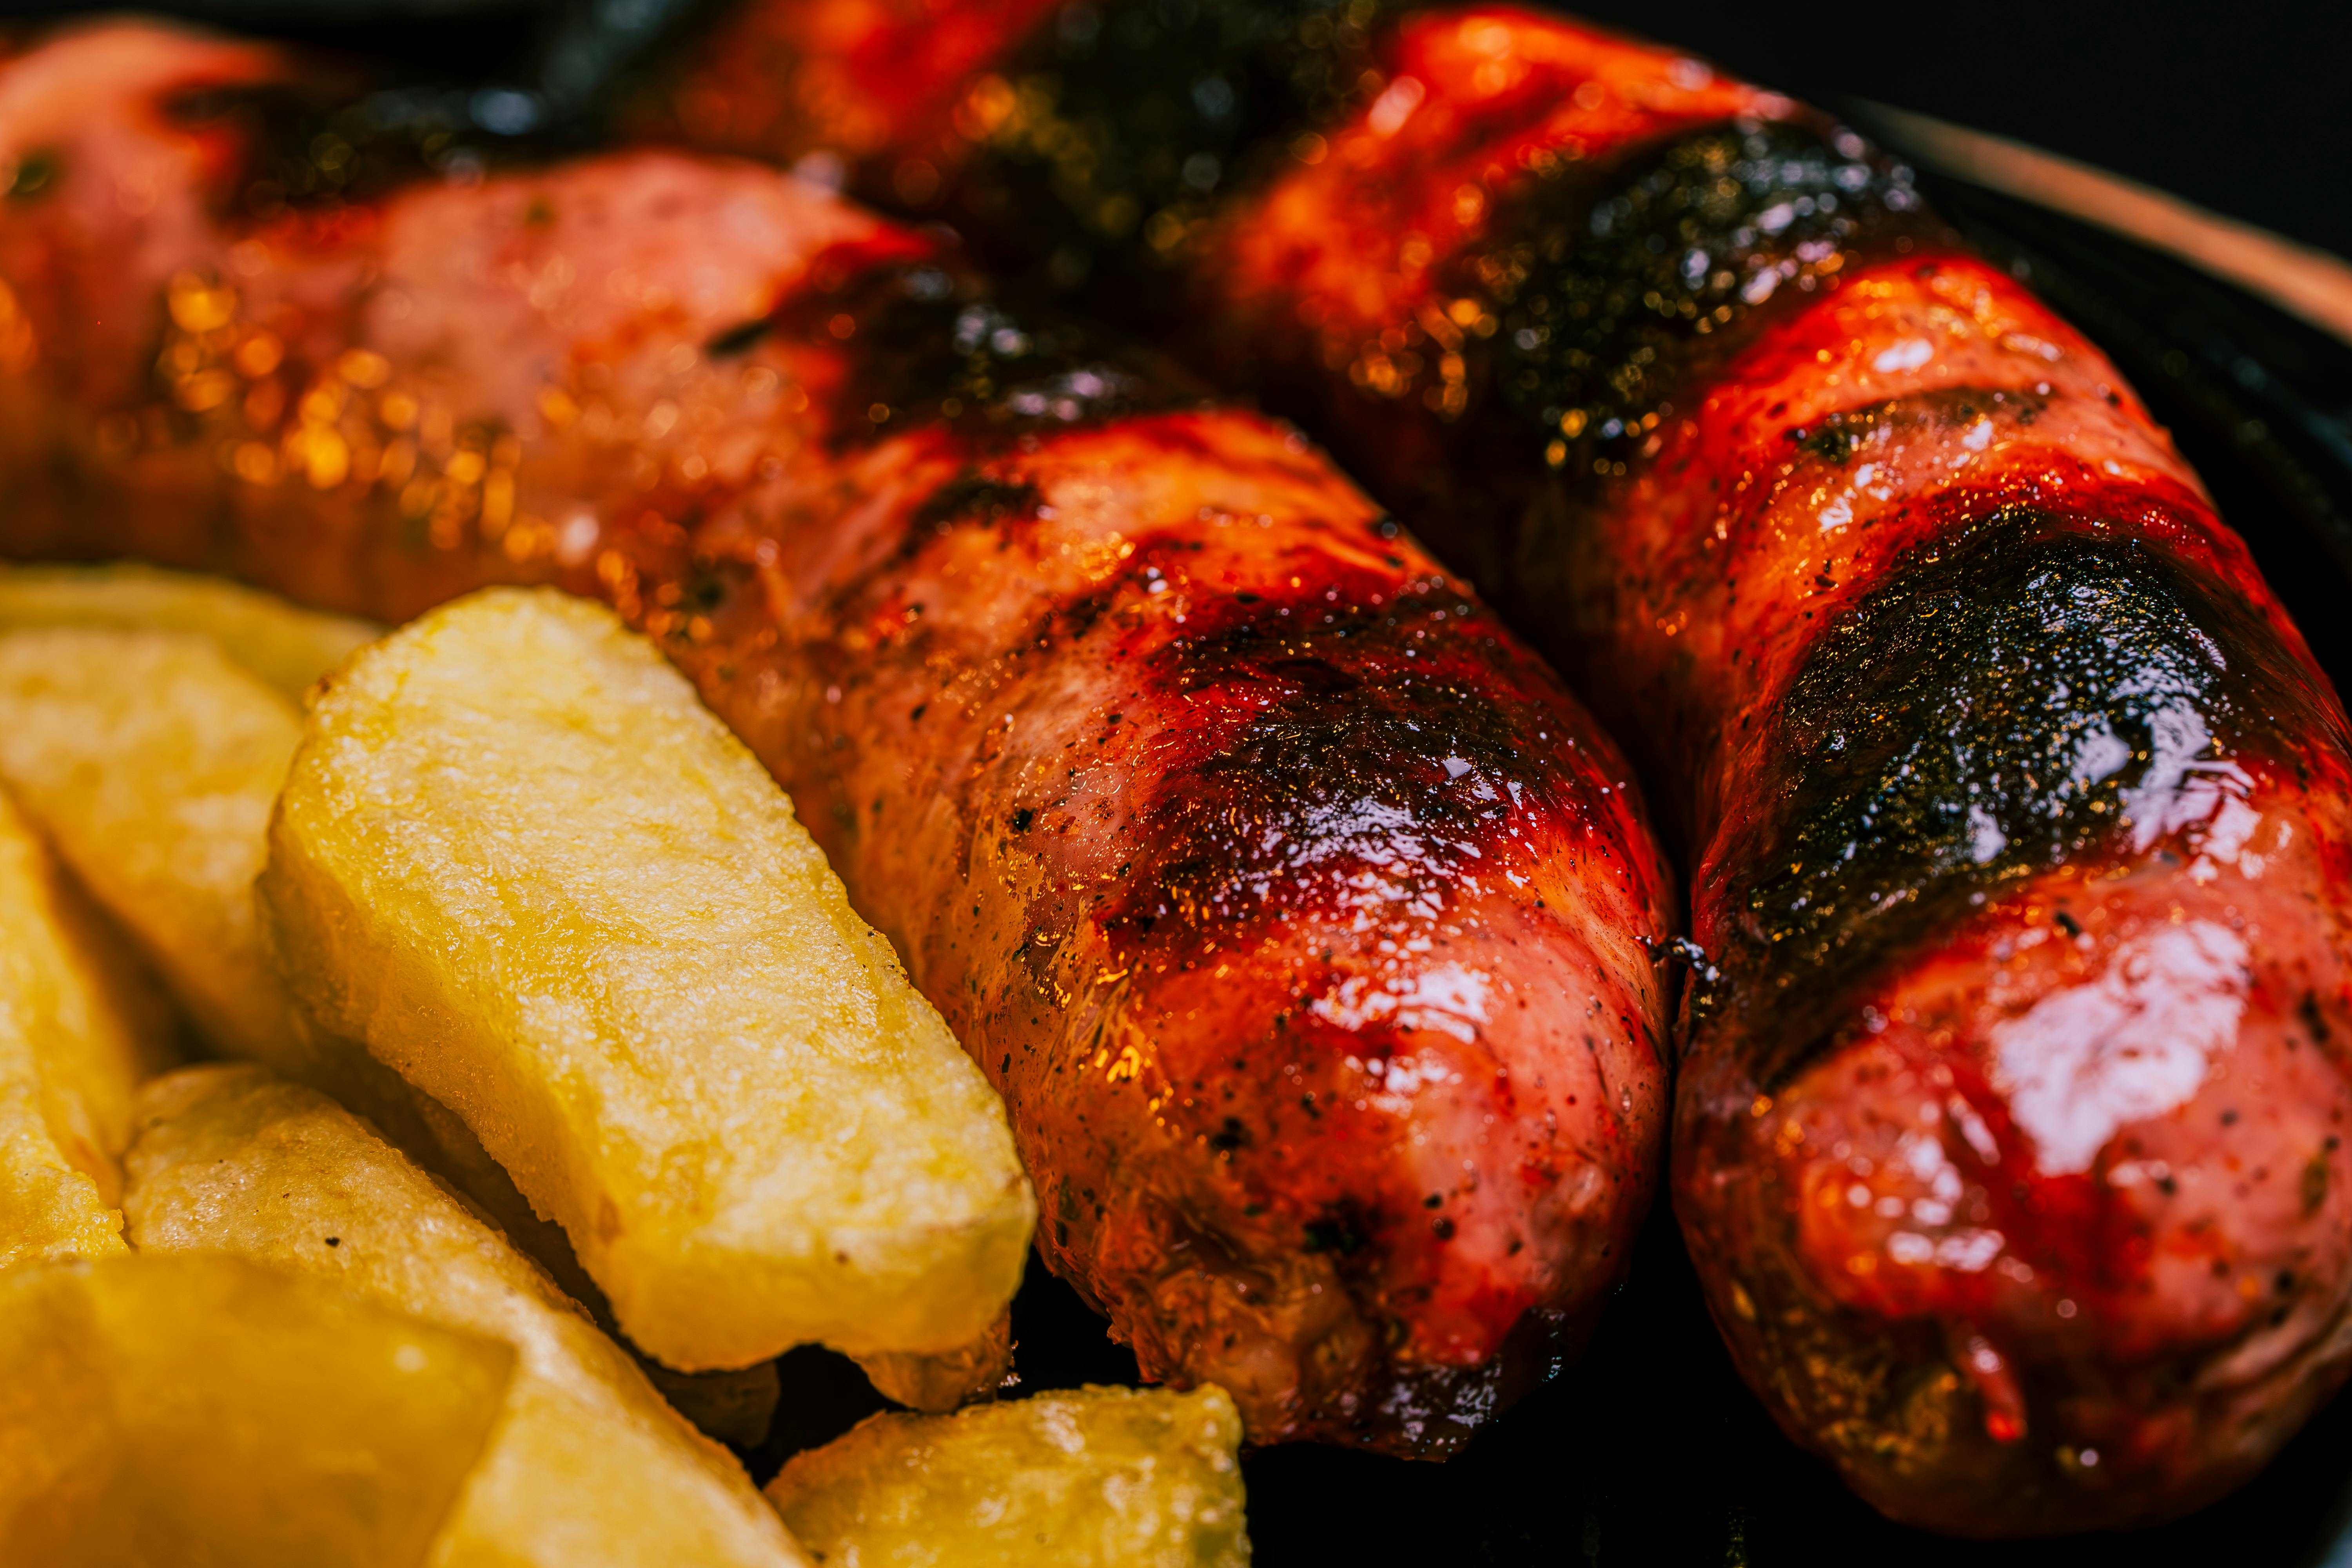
[780,261,1180,445]
[1720,505,2326,1086]
[1451,117,1935,470]
[1098,583,1596,951]
[5,148,60,201]
[704,317,771,357]
[913,474,1042,534]
[1302,1209,1369,1256]
[943,0,1402,308]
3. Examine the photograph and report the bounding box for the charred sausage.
[0,22,1675,1458]
[1212,16,2352,1532]
[646,0,2352,1533]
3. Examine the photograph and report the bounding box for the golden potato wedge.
[0,585,766,1428]
[0,624,591,1281]
[0,788,176,1264]
[0,1251,512,1567]
[125,1064,810,1568]
[0,561,376,701]
[0,626,307,1067]
[263,587,1034,1371]
[768,1385,1252,1568]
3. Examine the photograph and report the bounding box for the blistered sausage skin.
[0,24,1675,1457]
[648,0,2352,1534]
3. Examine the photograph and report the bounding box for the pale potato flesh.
[0,622,583,1289]
[124,1064,809,1568]
[0,561,376,701]
[768,1385,1252,1568]
[263,587,1034,1370]
[0,1252,512,1567]
[0,788,176,1263]
[0,626,308,1067]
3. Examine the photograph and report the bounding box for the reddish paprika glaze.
[0,21,1675,1457]
[647,0,2352,1534]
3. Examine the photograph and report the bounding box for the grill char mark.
[1720,509,2332,1089]
[627,0,1405,310]
[764,257,1181,445]
[1451,117,1932,472]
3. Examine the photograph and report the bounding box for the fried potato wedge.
[0,790,176,1263]
[0,626,308,1066]
[0,623,586,1275]
[0,606,756,1429]
[263,587,1034,1370]
[0,561,376,701]
[125,1064,810,1568]
[768,1385,1252,1568]
[0,1252,512,1567]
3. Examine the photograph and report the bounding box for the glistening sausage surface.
[0,22,1674,1457]
[1208,16,2352,1531]
[646,0,2352,1533]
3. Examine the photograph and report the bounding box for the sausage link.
[1208,20,2352,1530]
[0,22,1674,1457]
[648,0,2352,1532]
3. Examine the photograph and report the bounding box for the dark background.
[7,0,2348,261]
[1573,0,2352,263]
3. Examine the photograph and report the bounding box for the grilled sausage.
[1212,16,2352,1532]
[0,22,1675,1457]
[647,0,2352,1534]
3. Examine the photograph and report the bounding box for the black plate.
[17,2,2352,1558]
